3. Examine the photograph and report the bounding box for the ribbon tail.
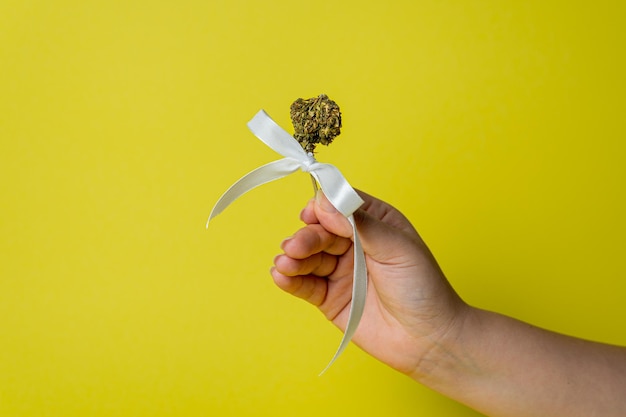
[319,214,367,375]
[206,158,301,227]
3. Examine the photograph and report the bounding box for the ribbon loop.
[208,109,367,373]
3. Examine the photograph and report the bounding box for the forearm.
[411,306,626,417]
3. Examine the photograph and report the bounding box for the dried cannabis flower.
[290,94,342,153]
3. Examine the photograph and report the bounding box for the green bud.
[290,94,342,153]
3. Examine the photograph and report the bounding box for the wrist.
[408,303,481,385]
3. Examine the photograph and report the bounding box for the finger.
[300,198,319,225]
[270,267,327,307]
[281,224,352,259]
[273,253,338,277]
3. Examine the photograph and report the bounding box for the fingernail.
[316,189,337,213]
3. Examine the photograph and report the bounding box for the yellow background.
[1,1,625,416]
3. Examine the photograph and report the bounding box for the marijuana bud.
[290,94,342,153]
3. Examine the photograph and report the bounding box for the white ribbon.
[207,110,367,374]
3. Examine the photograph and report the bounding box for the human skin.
[271,190,626,417]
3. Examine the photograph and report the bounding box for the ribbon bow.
[207,110,367,374]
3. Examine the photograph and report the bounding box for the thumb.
[315,190,417,265]
[313,190,356,239]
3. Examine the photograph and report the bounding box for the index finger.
[281,223,352,259]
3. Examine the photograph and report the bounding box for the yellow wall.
[1,1,625,416]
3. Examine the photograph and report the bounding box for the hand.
[271,190,626,416]
[271,190,468,376]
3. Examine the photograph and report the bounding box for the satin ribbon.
[207,110,366,374]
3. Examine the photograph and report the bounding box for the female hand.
[271,190,468,377]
